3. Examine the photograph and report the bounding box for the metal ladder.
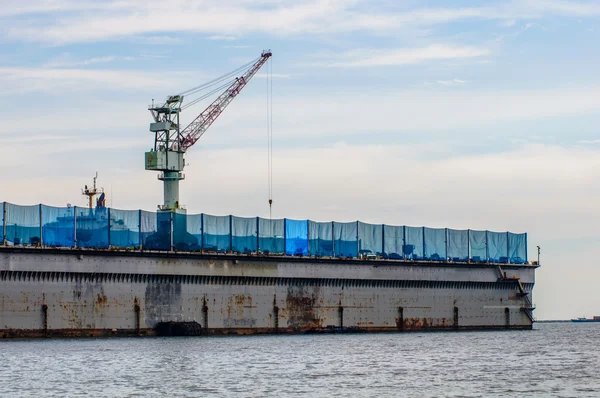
[497,265,535,323]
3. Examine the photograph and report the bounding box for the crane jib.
[179,51,272,151]
[146,50,272,212]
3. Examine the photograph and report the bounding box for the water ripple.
[0,323,599,397]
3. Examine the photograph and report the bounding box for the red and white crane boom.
[145,50,272,212]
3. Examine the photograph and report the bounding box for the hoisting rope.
[267,56,273,220]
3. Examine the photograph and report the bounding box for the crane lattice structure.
[145,50,272,213]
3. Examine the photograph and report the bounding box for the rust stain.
[285,290,322,330]
[96,294,108,307]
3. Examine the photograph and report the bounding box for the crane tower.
[145,51,272,214]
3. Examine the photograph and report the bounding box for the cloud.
[435,78,468,86]
[0,67,190,94]
[577,139,600,144]
[208,35,237,41]
[320,45,490,67]
[4,0,600,45]
[42,55,136,68]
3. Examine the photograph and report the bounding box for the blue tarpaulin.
[447,229,468,262]
[75,207,109,248]
[5,203,40,246]
[308,221,333,256]
[405,226,424,260]
[424,228,446,261]
[383,225,404,259]
[508,232,527,264]
[334,221,358,258]
[232,216,257,253]
[358,222,382,256]
[0,202,528,263]
[109,208,139,248]
[42,205,74,247]
[285,219,308,256]
[203,214,230,252]
[259,218,284,254]
[469,230,487,262]
[488,231,508,263]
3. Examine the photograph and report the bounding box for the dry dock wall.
[0,249,535,337]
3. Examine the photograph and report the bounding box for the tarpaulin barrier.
[508,232,527,264]
[383,225,404,259]
[42,205,74,247]
[0,202,528,263]
[258,218,284,254]
[333,221,358,258]
[358,222,382,257]
[308,221,333,257]
[75,207,109,248]
[447,229,468,262]
[5,203,40,246]
[285,219,308,256]
[488,231,508,263]
[141,210,170,251]
[232,216,257,253]
[203,214,230,252]
[405,226,424,260]
[109,209,139,249]
[172,212,201,251]
[186,214,202,251]
[424,227,446,261]
[469,230,487,262]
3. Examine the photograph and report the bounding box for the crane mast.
[145,51,272,213]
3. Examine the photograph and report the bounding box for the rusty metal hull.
[0,248,536,338]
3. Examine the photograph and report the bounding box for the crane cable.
[178,57,260,97]
[267,56,274,220]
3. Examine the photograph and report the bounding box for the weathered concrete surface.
[0,248,536,337]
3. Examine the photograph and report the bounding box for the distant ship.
[571,316,600,322]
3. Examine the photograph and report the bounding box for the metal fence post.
[107,207,111,248]
[201,213,204,251]
[138,209,142,250]
[283,218,287,255]
[73,206,77,248]
[39,204,43,247]
[467,229,471,263]
[506,231,510,264]
[381,224,385,257]
[485,230,489,263]
[256,217,260,253]
[229,215,233,252]
[2,202,6,245]
[306,220,310,256]
[170,212,174,252]
[525,233,528,262]
[445,228,448,262]
[402,225,406,260]
[422,226,426,259]
[331,221,335,257]
[356,221,359,258]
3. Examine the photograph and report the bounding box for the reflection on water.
[0,323,598,397]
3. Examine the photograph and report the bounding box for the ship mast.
[82,172,104,209]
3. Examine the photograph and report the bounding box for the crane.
[145,50,272,214]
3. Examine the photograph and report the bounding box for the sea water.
[0,323,598,397]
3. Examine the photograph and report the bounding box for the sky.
[1,0,599,320]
